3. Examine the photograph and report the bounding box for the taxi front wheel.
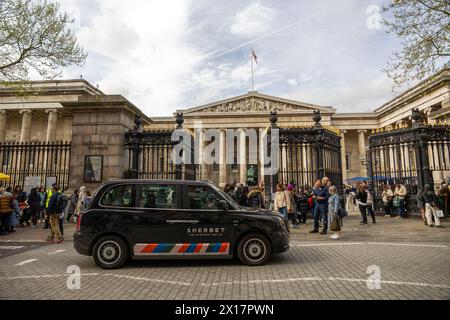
[237,233,271,266]
[93,235,129,269]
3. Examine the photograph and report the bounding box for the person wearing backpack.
[0,187,14,235]
[295,187,310,224]
[28,187,41,229]
[247,187,265,209]
[46,185,65,243]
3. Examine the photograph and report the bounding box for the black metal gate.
[266,110,343,193]
[124,114,196,180]
[0,141,71,190]
[368,108,450,212]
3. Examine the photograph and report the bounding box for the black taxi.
[73,180,290,269]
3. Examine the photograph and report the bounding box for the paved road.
[0,215,449,300]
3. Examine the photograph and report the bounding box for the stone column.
[258,129,265,182]
[340,130,347,182]
[219,129,227,188]
[357,129,367,177]
[239,129,247,184]
[0,110,7,142]
[197,129,205,180]
[19,109,32,142]
[45,109,58,142]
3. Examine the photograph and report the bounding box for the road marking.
[203,277,450,289]
[14,259,38,266]
[0,246,25,250]
[291,242,364,247]
[105,274,191,286]
[367,242,447,248]
[47,249,66,255]
[1,273,448,290]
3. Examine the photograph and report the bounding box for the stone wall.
[69,106,135,192]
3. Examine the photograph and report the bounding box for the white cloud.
[56,0,404,116]
[230,2,277,37]
[287,78,298,86]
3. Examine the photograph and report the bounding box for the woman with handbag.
[273,184,288,222]
[285,185,298,228]
[328,186,342,239]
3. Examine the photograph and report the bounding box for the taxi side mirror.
[217,200,229,211]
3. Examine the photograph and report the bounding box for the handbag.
[392,197,400,207]
[436,210,444,218]
[330,213,341,231]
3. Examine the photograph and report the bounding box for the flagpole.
[250,49,254,91]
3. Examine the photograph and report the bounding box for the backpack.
[56,194,68,212]
[337,195,348,218]
[250,192,262,207]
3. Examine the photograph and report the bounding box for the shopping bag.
[392,197,400,207]
[436,210,444,218]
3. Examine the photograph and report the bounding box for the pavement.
[0,213,449,300]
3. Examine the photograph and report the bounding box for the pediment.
[180,92,334,115]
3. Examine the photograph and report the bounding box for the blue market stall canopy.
[346,176,368,182]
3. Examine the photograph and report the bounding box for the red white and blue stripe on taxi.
[134,243,230,256]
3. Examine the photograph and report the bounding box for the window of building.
[138,184,176,209]
[346,153,350,171]
[188,186,220,210]
[100,185,135,207]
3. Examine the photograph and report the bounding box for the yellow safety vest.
[45,190,53,209]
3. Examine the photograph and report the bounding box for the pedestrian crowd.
[223,177,348,240]
[0,184,93,243]
[223,178,449,237]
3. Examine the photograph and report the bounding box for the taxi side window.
[138,185,177,209]
[100,185,135,207]
[188,186,220,210]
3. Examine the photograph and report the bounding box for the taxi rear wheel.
[237,233,271,266]
[93,235,129,269]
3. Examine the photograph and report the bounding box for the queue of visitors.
[0,184,93,238]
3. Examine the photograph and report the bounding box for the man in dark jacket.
[47,185,64,243]
[295,188,310,224]
[421,184,443,228]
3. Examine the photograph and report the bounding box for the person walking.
[285,185,298,228]
[66,189,79,223]
[310,179,330,234]
[0,187,13,235]
[328,185,343,239]
[46,185,64,243]
[382,185,394,218]
[356,183,369,226]
[416,187,426,225]
[8,187,19,233]
[273,183,288,221]
[295,188,310,224]
[38,186,46,224]
[27,188,41,229]
[421,184,444,228]
[74,185,87,223]
[44,184,56,229]
[247,187,265,209]
[366,187,376,224]
[394,182,407,218]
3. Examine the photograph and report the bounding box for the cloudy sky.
[58,0,404,116]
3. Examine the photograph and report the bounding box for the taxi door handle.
[166,220,199,224]
[232,219,240,225]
